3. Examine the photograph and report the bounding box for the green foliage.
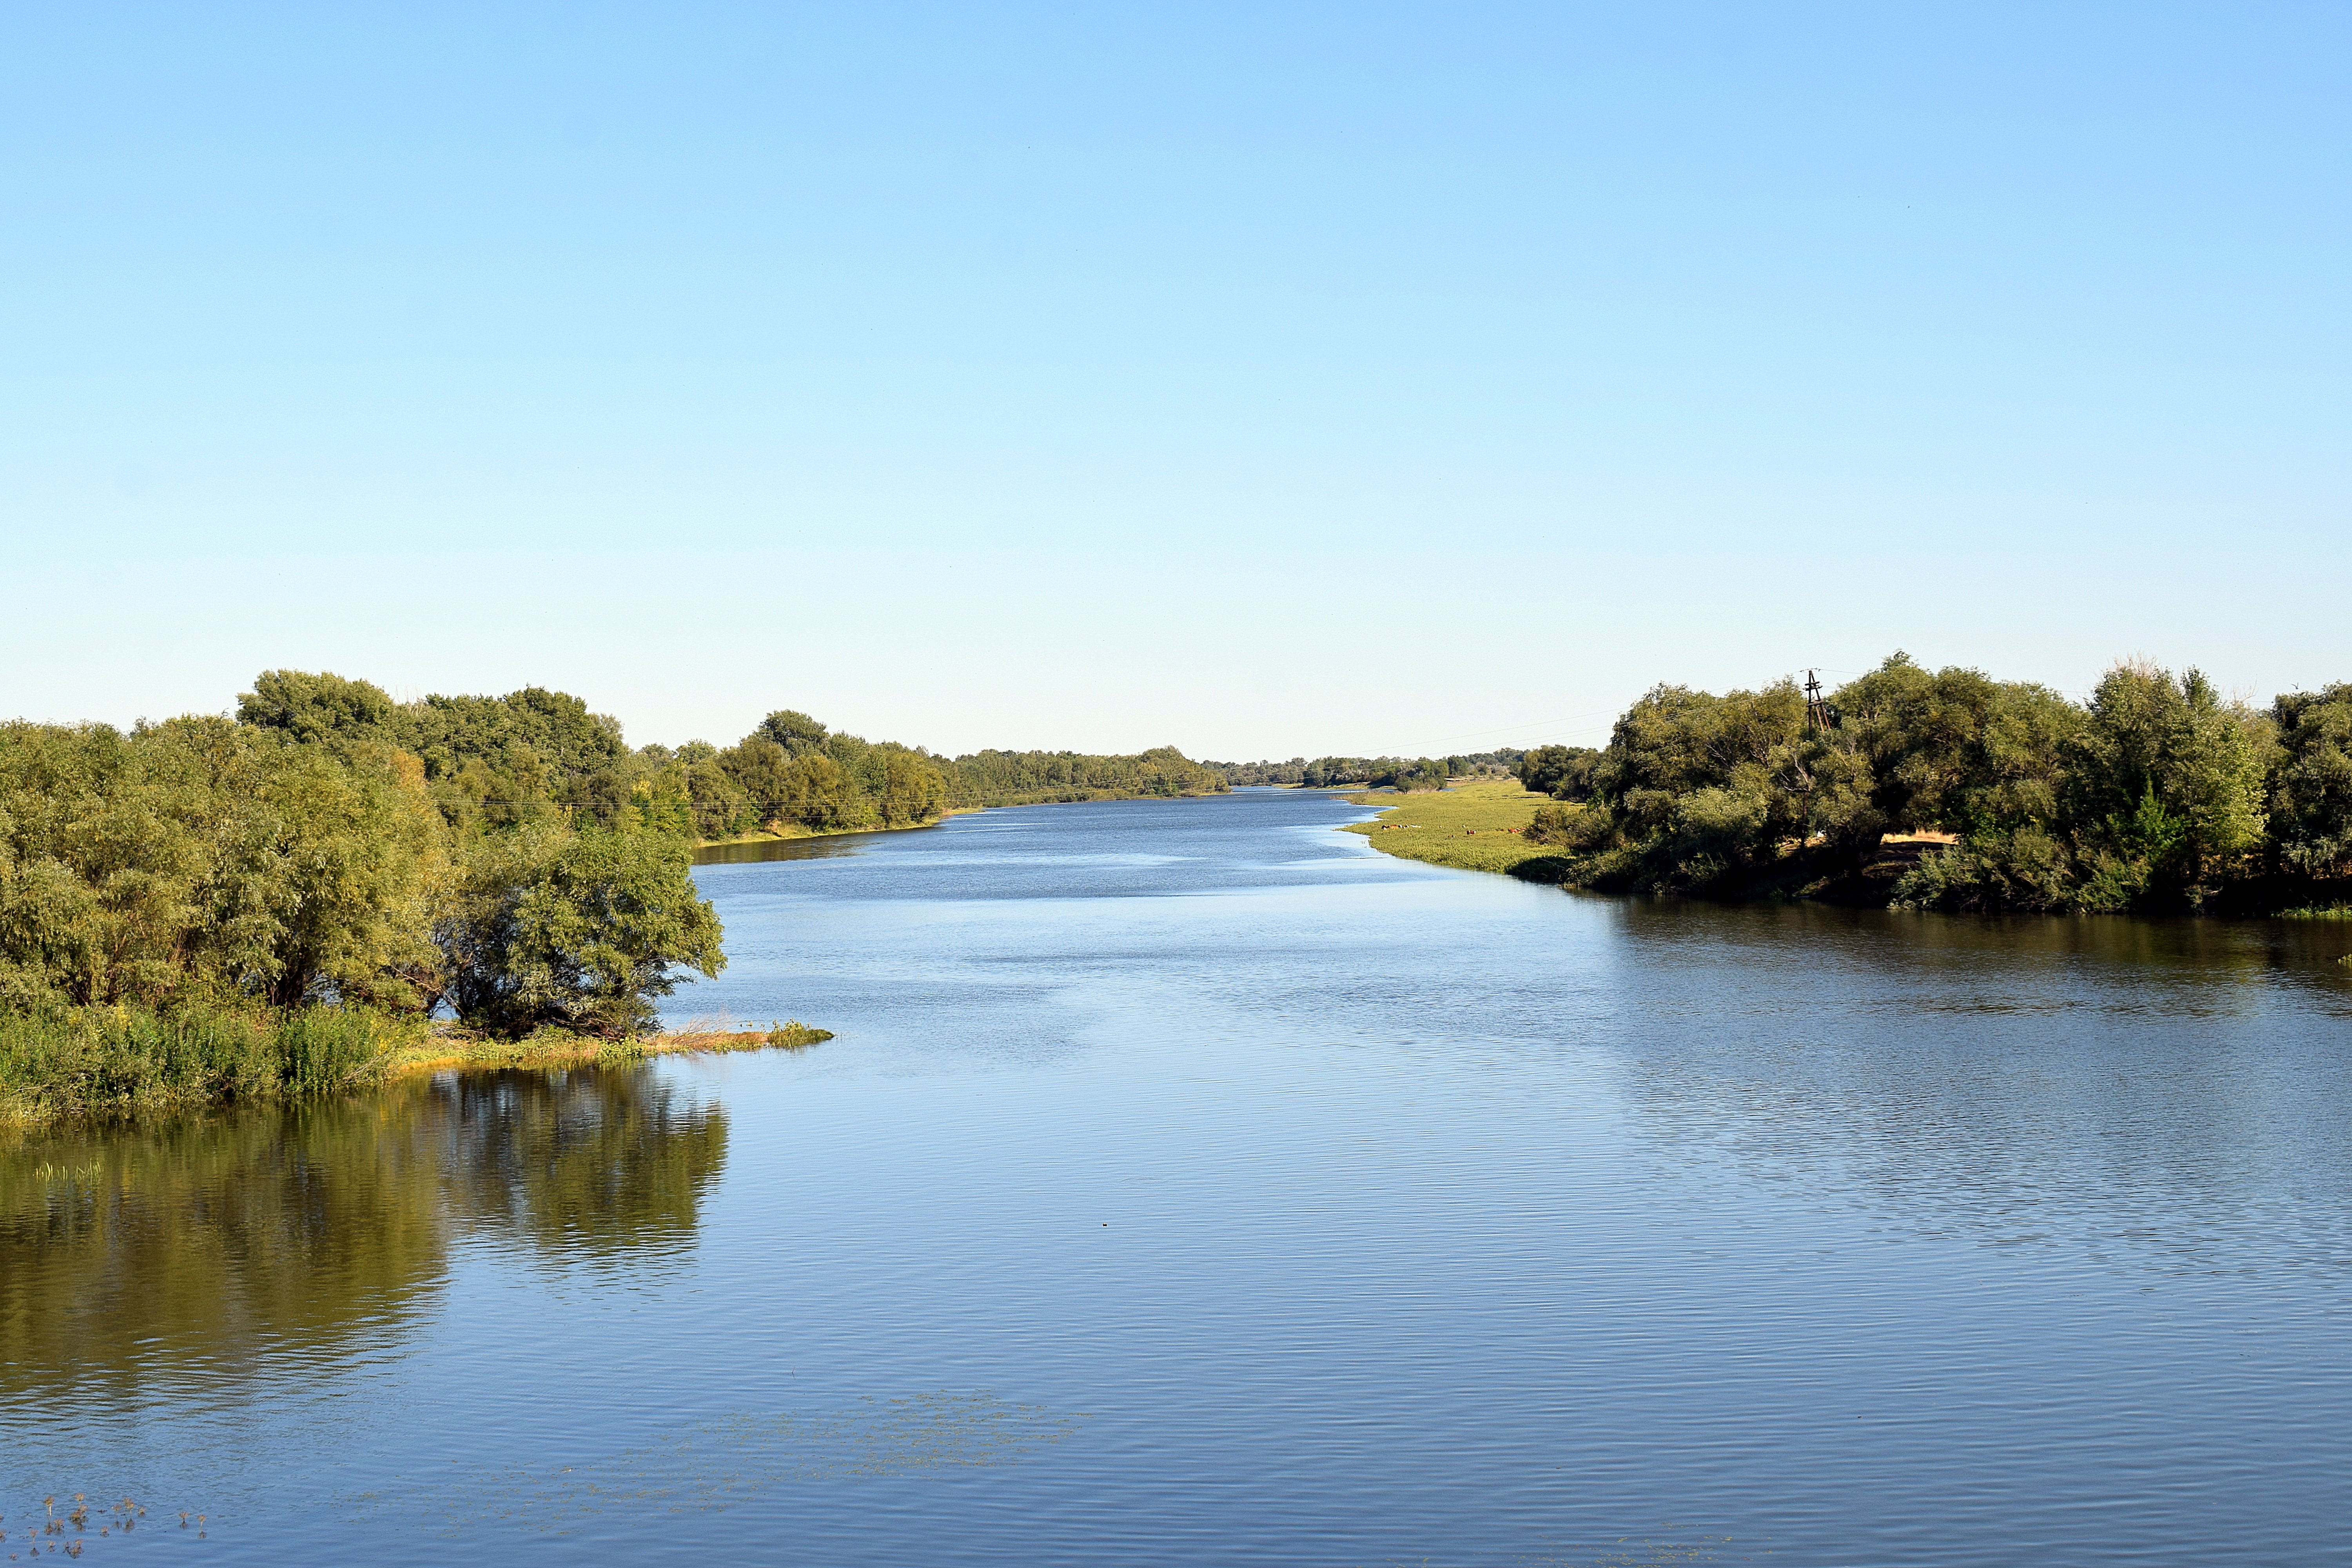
[1212,756,1312,785]
[1517,745,1601,800]
[439,826,725,1038]
[2060,662,2271,904]
[237,669,399,750]
[1889,824,2076,911]
[1523,801,1606,849]
[0,717,446,1012]
[2269,684,2352,877]
[877,747,952,824]
[1299,757,1365,788]
[756,710,830,755]
[708,728,957,834]
[1295,753,1512,790]
[945,745,1225,806]
[4,672,736,1116]
[1566,679,1811,892]
[1829,652,2080,841]
[1524,653,2316,914]
[0,1000,408,1124]
[1366,758,1449,792]
[241,671,631,829]
[1214,751,1521,787]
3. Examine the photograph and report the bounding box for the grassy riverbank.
[0,1005,831,1131]
[696,814,964,851]
[384,1020,833,1076]
[1343,779,1577,879]
[694,786,1234,853]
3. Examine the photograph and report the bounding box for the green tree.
[2065,662,2271,907]
[238,670,399,751]
[1517,744,1601,801]
[1579,680,1810,890]
[876,750,950,825]
[2268,684,2352,878]
[682,755,753,838]
[757,710,830,756]
[439,826,724,1037]
[0,718,445,1011]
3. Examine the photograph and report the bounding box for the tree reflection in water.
[0,1068,727,1398]
[1596,900,2352,1281]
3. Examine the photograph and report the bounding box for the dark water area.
[5,790,2350,1565]
[691,829,915,864]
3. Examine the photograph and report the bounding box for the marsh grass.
[0,1002,416,1128]
[3,1005,833,1129]
[1342,779,1579,880]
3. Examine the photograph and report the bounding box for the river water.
[5,789,2351,1565]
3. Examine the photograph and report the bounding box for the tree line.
[1,676,727,1089]
[1210,751,1522,789]
[1512,653,2352,913]
[1,668,1238,1119]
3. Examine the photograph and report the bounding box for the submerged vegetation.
[1498,654,2352,915]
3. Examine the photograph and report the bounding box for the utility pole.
[1804,669,1834,734]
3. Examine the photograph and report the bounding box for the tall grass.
[0,1001,412,1127]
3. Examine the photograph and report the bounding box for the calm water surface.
[5,789,2351,1565]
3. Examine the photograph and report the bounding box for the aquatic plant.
[0,1002,413,1125]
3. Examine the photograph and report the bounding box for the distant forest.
[1506,654,2352,916]
[1210,751,1521,790]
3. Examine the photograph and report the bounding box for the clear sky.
[5,4,2345,759]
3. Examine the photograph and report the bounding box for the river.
[5,788,2350,1565]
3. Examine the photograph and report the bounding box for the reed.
[0,1002,412,1127]
[2,1002,834,1129]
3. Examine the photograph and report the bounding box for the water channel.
[5,789,2350,1564]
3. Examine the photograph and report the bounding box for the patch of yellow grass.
[1341,778,1577,878]
[385,1020,832,1077]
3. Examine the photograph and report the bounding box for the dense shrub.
[1514,653,2343,914]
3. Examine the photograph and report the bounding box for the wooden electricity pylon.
[1804,669,1835,734]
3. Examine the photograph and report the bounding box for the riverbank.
[1342,780,2040,905]
[0,1009,832,1132]
[1343,779,1576,878]
[693,787,1230,855]
[384,1020,833,1076]
[965,786,1230,808]
[695,815,967,851]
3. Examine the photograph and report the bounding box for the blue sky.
[4,4,2345,757]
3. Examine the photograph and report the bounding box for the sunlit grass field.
[1341,779,1574,879]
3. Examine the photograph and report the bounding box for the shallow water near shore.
[5,789,2351,1565]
